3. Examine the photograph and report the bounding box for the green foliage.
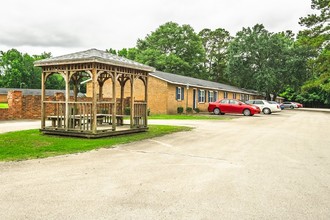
[0,49,60,89]
[135,22,206,78]
[0,103,8,108]
[300,72,330,104]
[296,0,330,106]
[186,107,193,114]
[279,87,297,101]
[199,28,232,83]
[177,106,184,114]
[0,125,192,161]
[193,108,200,113]
[148,114,232,120]
[106,48,117,55]
[226,24,311,100]
[124,107,130,115]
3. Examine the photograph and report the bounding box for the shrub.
[186,107,193,114]
[194,108,200,113]
[124,107,130,115]
[177,106,184,114]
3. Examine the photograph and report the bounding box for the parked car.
[293,102,303,108]
[245,100,281,114]
[269,101,285,110]
[282,101,298,109]
[208,99,261,116]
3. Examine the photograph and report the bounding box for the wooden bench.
[47,116,82,128]
[48,116,64,127]
[115,115,124,126]
[96,114,124,126]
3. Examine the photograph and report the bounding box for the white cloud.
[0,0,314,56]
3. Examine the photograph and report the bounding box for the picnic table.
[47,114,125,128]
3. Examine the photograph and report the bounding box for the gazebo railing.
[44,101,117,131]
[133,101,147,127]
[44,100,148,131]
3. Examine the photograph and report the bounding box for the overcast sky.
[0,0,314,56]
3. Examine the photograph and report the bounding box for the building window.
[214,91,218,101]
[224,91,228,99]
[241,93,245,101]
[208,91,214,102]
[233,93,236,99]
[176,87,184,101]
[198,89,205,103]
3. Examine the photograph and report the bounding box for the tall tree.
[226,24,309,100]
[199,28,232,83]
[0,49,64,89]
[135,22,206,78]
[297,0,330,105]
[0,49,41,88]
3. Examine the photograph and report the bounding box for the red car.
[208,99,261,116]
[293,102,303,108]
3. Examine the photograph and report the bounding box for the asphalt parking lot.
[0,110,330,219]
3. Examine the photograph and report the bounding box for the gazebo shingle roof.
[34,48,155,72]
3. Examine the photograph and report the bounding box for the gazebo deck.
[41,124,148,138]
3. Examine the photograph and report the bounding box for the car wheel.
[290,105,294,109]
[213,108,221,115]
[262,108,271,114]
[243,109,251,116]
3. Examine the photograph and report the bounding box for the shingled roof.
[150,71,259,95]
[34,48,155,72]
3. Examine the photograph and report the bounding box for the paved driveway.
[0,111,330,219]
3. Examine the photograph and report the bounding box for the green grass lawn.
[148,114,232,120]
[0,125,192,161]
[0,103,8,109]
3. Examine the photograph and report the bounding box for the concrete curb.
[296,108,330,113]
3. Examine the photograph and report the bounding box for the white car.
[245,99,281,114]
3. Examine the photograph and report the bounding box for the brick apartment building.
[85,70,263,114]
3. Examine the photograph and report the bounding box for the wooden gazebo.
[34,48,155,138]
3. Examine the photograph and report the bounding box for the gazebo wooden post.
[92,68,98,134]
[112,70,117,131]
[144,76,148,127]
[120,76,125,115]
[98,81,103,100]
[130,75,135,128]
[41,71,46,129]
[73,83,78,102]
[65,70,70,131]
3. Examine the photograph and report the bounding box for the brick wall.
[1,91,68,120]
[0,94,7,103]
[0,109,9,120]
[0,90,132,120]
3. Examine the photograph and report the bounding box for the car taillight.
[277,105,279,109]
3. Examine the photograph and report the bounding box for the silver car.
[282,101,298,109]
